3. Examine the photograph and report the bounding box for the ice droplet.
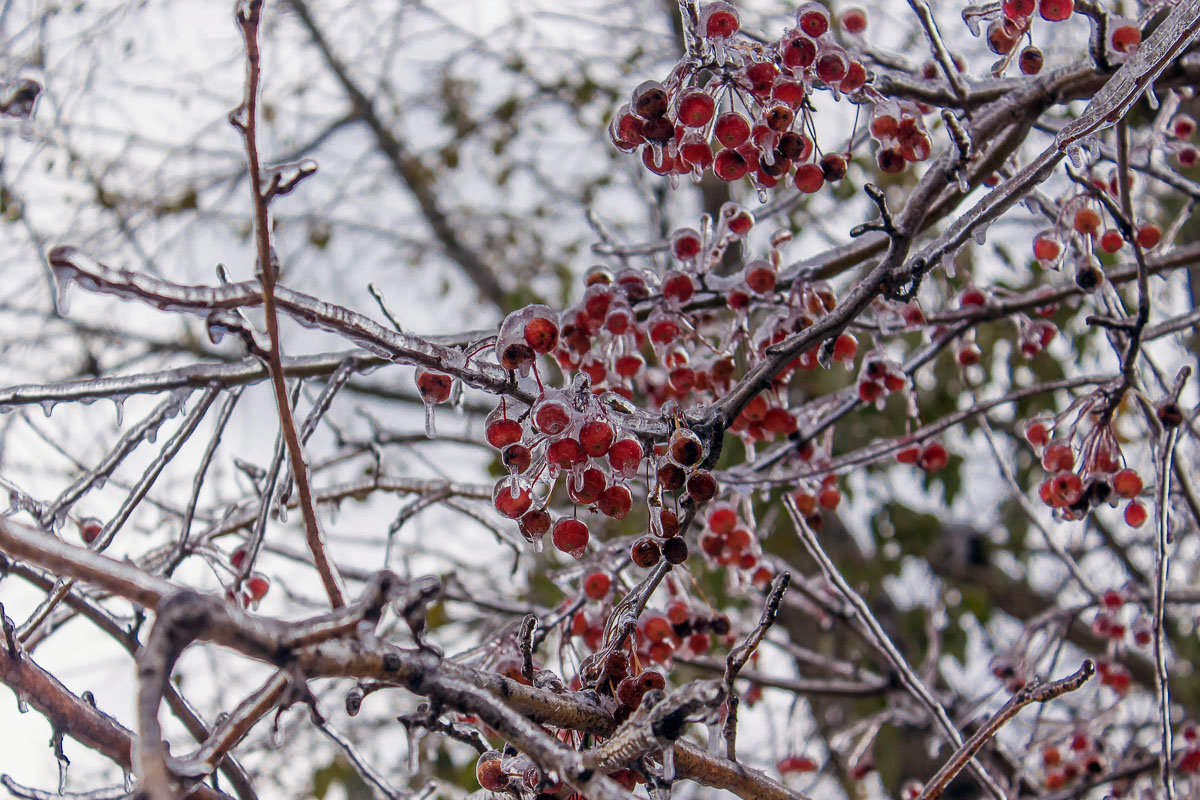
[661,746,675,782]
[754,184,769,204]
[16,693,29,713]
[40,399,55,417]
[1066,143,1084,168]
[423,401,437,439]
[972,223,989,245]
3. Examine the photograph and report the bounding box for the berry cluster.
[444,203,877,568]
[697,501,774,587]
[1024,414,1147,526]
[609,2,872,191]
[1031,169,1163,295]
[971,0,1140,77]
[1038,731,1109,791]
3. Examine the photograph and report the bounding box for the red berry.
[78,517,102,545]
[502,442,533,473]
[782,31,817,69]
[518,508,551,541]
[1024,420,1051,448]
[818,485,840,510]
[1003,0,1037,18]
[662,269,696,304]
[960,287,987,308]
[987,18,1020,55]
[832,332,857,362]
[700,1,739,38]
[840,61,867,93]
[477,754,507,791]
[662,536,689,564]
[1039,0,1073,22]
[583,572,611,600]
[1111,24,1141,53]
[567,467,606,505]
[580,419,615,457]
[1113,469,1142,498]
[669,428,704,467]
[1173,114,1197,140]
[493,479,533,519]
[598,484,633,520]
[1124,500,1147,527]
[552,518,590,558]
[1042,443,1074,472]
[631,536,662,568]
[415,368,453,404]
[814,47,848,83]
[486,417,523,449]
[793,163,824,193]
[686,471,718,503]
[547,437,586,469]
[820,153,847,182]
[714,147,749,181]
[1019,46,1043,75]
[1136,223,1161,249]
[840,7,867,33]
[778,755,818,773]
[1098,229,1123,253]
[676,89,715,128]
[608,437,644,477]
[533,397,571,435]
[798,5,829,37]
[723,203,755,236]
[743,260,776,295]
[919,442,949,472]
[714,112,751,148]
[1033,234,1061,261]
[1074,207,1101,235]
[246,573,270,601]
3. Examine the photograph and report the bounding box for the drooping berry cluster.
[1023,410,1147,526]
[1031,169,1163,295]
[609,2,874,192]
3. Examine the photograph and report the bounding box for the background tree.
[1,1,1199,799]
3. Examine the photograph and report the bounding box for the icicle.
[754,184,769,204]
[40,399,55,417]
[407,727,422,775]
[668,172,680,190]
[16,693,29,713]
[713,37,728,66]
[941,252,957,279]
[707,719,722,754]
[650,142,665,170]
[1065,143,1084,168]
[451,378,464,414]
[972,222,989,245]
[277,503,288,523]
[423,400,437,439]
[956,171,971,194]
[51,263,74,315]
[649,504,664,538]
[661,746,675,782]
[111,396,124,426]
